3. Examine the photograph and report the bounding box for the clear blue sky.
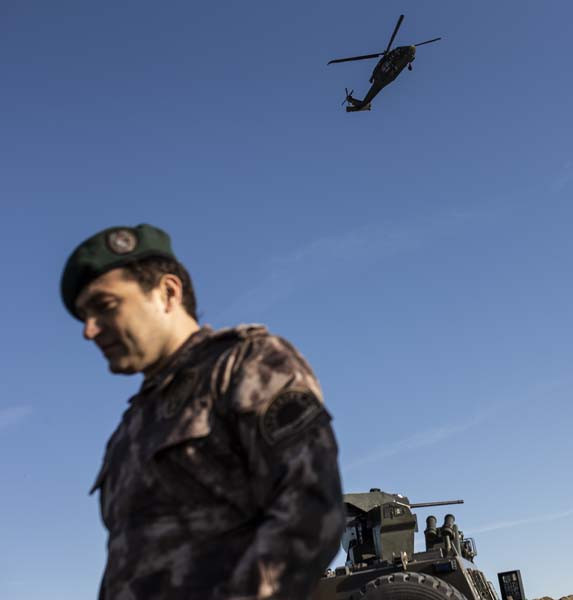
[1,1,572,598]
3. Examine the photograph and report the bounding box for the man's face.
[75,268,169,374]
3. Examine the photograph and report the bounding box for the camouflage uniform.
[91,324,345,600]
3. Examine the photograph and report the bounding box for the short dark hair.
[121,256,198,320]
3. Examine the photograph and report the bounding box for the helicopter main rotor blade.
[414,37,442,47]
[328,52,383,65]
[384,14,404,54]
[328,13,404,65]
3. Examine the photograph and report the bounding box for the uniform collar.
[137,325,214,397]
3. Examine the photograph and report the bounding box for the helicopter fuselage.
[346,45,416,111]
[371,45,416,85]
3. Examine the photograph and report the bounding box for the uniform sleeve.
[214,334,346,600]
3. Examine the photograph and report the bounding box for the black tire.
[356,572,468,600]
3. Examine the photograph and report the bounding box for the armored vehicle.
[313,488,501,600]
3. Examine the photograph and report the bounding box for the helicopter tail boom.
[343,90,373,112]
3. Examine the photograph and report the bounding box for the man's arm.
[215,334,346,599]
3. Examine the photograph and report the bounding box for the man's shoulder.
[192,323,274,364]
[212,325,322,409]
[208,324,309,372]
[210,323,270,343]
[172,324,272,374]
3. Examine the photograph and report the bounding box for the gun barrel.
[409,500,464,509]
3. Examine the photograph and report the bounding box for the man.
[61,224,345,600]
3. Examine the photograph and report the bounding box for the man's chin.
[107,359,138,375]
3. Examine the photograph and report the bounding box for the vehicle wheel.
[355,572,468,600]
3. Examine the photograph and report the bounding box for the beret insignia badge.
[260,388,324,445]
[106,229,138,255]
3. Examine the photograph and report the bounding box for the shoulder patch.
[260,388,325,445]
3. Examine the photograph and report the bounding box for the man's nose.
[83,316,102,340]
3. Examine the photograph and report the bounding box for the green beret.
[61,224,176,320]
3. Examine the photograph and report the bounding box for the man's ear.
[160,274,183,312]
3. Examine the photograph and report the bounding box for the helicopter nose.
[409,45,416,57]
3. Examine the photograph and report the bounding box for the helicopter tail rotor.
[341,88,354,106]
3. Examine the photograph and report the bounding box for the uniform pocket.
[144,393,213,462]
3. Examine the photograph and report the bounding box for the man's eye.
[97,302,117,313]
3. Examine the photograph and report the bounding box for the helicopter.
[328,15,441,112]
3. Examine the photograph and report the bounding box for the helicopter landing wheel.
[356,572,468,600]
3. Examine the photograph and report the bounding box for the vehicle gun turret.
[313,487,523,600]
[342,489,467,567]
